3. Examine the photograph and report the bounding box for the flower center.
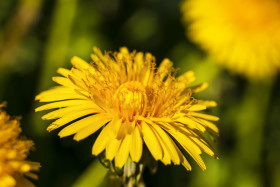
[114,81,147,120]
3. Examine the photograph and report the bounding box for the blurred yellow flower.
[181,0,280,79]
[36,47,219,170]
[0,103,40,187]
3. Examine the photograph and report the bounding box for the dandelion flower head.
[0,103,40,187]
[36,47,219,170]
[181,0,280,79]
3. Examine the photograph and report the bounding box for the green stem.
[123,157,145,187]
[31,0,77,135]
[72,160,108,187]
[232,79,274,187]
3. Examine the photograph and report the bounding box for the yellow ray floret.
[0,103,40,187]
[36,46,219,170]
[181,0,280,79]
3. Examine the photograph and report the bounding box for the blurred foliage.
[0,0,280,187]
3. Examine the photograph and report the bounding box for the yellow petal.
[120,47,129,55]
[74,114,112,141]
[92,122,113,155]
[70,67,83,76]
[149,117,172,123]
[190,136,215,156]
[92,47,107,67]
[191,112,219,121]
[42,104,100,120]
[0,174,16,187]
[197,100,217,107]
[174,145,192,171]
[175,117,206,132]
[57,68,71,77]
[115,135,131,168]
[152,125,180,165]
[156,121,177,131]
[47,109,98,131]
[177,71,196,86]
[116,122,126,140]
[111,118,122,138]
[141,58,152,86]
[71,114,112,141]
[135,52,144,69]
[36,87,86,102]
[36,87,77,100]
[116,121,134,139]
[52,77,73,87]
[192,132,219,158]
[151,126,171,165]
[188,104,207,111]
[192,117,219,134]
[157,58,173,80]
[189,82,208,93]
[71,56,90,70]
[91,54,106,69]
[130,126,143,162]
[35,100,95,112]
[106,138,121,160]
[168,130,206,170]
[37,94,85,102]
[174,94,192,109]
[169,130,202,154]
[141,121,163,160]
[68,75,88,91]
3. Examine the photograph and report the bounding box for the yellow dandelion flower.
[0,103,40,187]
[181,0,280,79]
[35,47,219,170]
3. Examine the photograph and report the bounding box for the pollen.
[113,81,147,120]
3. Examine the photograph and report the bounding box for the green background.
[0,0,280,186]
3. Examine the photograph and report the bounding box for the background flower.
[0,103,40,187]
[181,0,280,79]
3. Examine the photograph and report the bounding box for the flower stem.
[123,158,145,187]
